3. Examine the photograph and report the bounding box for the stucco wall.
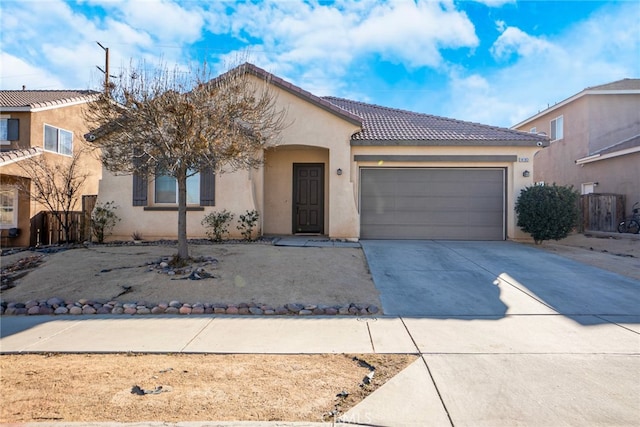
[98,167,260,241]
[263,146,329,235]
[258,79,360,240]
[0,102,102,247]
[516,93,640,207]
[588,94,640,152]
[97,74,361,242]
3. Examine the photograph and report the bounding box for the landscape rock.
[1,296,379,318]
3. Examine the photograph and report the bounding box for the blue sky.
[1,0,638,127]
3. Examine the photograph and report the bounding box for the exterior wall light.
[522,170,530,177]
[337,168,343,176]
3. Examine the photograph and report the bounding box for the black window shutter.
[7,119,19,140]
[200,167,215,206]
[132,173,148,206]
[132,153,148,206]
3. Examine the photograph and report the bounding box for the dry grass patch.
[0,353,416,423]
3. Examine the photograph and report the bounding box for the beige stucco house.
[512,79,640,219]
[0,90,102,248]
[97,64,547,242]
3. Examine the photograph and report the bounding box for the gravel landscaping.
[0,241,382,316]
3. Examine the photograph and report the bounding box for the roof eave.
[239,63,363,126]
[350,139,548,147]
[512,87,640,129]
[576,145,640,165]
[0,147,44,167]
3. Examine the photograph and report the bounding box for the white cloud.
[202,0,479,100]
[109,0,205,44]
[490,27,556,60]
[0,52,65,90]
[473,0,516,7]
[444,2,640,127]
[352,0,478,68]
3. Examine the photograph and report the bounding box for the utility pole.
[96,42,110,92]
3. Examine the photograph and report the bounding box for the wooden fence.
[580,193,625,232]
[29,195,97,246]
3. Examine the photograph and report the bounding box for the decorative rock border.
[0,299,380,316]
[1,238,380,317]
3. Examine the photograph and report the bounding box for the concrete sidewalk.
[1,313,638,427]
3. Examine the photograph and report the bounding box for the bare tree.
[17,150,91,244]
[83,62,287,260]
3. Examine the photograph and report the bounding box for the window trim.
[43,123,73,155]
[550,115,564,142]
[0,187,18,229]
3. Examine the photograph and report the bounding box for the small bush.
[201,210,234,242]
[515,184,580,244]
[237,209,260,241]
[91,201,120,243]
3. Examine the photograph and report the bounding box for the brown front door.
[293,163,324,234]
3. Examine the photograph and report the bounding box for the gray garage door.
[360,168,506,240]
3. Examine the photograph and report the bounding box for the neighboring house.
[97,63,547,242]
[0,90,102,248]
[512,79,640,219]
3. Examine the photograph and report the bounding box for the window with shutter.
[200,167,215,206]
[132,165,215,207]
[0,118,19,144]
[132,172,148,206]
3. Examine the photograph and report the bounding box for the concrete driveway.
[353,240,640,426]
[361,240,640,319]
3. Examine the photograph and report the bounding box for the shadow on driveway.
[361,240,640,324]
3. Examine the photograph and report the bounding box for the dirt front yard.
[1,242,381,309]
[0,353,417,423]
[535,232,640,281]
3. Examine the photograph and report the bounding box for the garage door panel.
[360,168,505,240]
[362,211,470,225]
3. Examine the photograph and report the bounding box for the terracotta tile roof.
[0,147,43,166]
[586,78,640,91]
[323,97,548,146]
[0,90,99,110]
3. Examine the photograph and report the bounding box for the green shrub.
[201,210,234,242]
[515,184,580,244]
[91,201,120,243]
[237,209,260,241]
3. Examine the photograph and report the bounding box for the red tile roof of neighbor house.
[324,97,548,146]
[0,90,99,110]
[0,147,43,166]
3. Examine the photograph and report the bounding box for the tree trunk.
[176,168,189,260]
